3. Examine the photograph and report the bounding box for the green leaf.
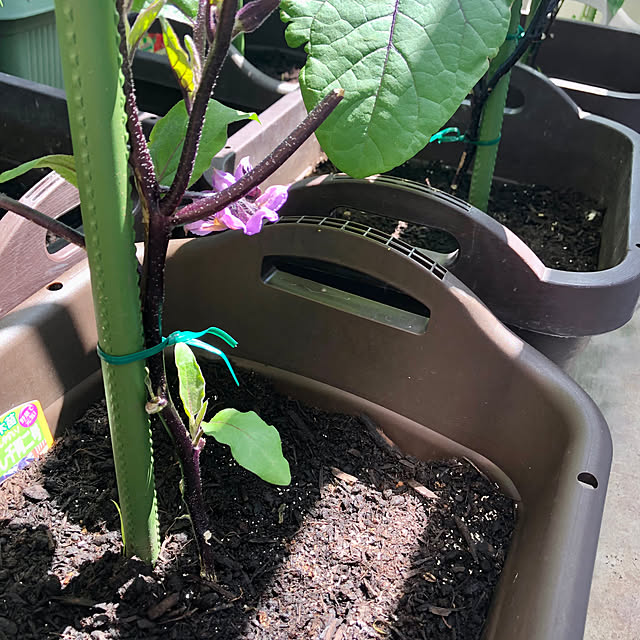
[281,0,323,47]
[281,0,511,178]
[168,0,199,19]
[0,155,77,187]
[203,409,291,486]
[149,99,259,186]
[160,16,196,98]
[132,0,198,19]
[130,0,168,51]
[174,343,206,435]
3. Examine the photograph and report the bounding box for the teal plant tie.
[506,25,525,40]
[429,127,500,147]
[97,327,240,386]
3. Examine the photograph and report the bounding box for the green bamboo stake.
[54,0,160,563]
[468,0,523,212]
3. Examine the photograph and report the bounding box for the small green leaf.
[203,409,291,486]
[132,0,197,18]
[130,0,168,52]
[160,16,195,97]
[149,99,259,186]
[0,155,77,188]
[184,34,202,87]
[174,343,205,436]
[195,399,208,431]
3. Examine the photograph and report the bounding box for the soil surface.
[313,158,605,272]
[0,363,516,639]
[248,49,302,83]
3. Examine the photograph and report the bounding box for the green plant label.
[0,401,53,484]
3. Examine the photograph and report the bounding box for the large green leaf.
[0,155,77,187]
[149,99,258,186]
[174,343,205,436]
[281,0,512,178]
[203,409,291,486]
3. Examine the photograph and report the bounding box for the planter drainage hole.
[47,282,63,291]
[577,472,598,489]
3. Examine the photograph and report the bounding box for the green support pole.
[54,0,160,563]
[468,0,523,212]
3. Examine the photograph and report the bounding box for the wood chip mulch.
[0,363,516,639]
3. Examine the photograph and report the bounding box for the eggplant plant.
[281,0,567,211]
[0,0,527,580]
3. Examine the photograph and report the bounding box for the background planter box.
[532,18,640,132]
[0,221,612,639]
[0,0,63,89]
[214,65,640,366]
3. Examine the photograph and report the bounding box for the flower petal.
[185,214,229,236]
[233,156,253,180]
[257,185,289,212]
[244,207,279,235]
[212,168,236,192]
[216,208,247,232]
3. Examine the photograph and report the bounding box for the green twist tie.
[506,25,525,40]
[429,127,465,144]
[429,127,501,147]
[97,326,240,386]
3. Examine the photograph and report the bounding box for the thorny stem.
[0,193,86,249]
[115,4,341,580]
[173,88,345,227]
[160,404,216,578]
[159,0,238,217]
[193,0,209,64]
[116,0,160,218]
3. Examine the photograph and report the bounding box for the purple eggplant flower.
[185,157,288,237]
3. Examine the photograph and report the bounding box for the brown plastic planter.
[0,220,611,639]
[214,64,640,366]
[532,18,640,133]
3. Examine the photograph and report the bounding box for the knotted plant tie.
[97,326,239,385]
[429,127,501,147]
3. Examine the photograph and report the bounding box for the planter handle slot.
[0,171,84,318]
[262,255,430,334]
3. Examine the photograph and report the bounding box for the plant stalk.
[0,193,86,249]
[174,88,344,226]
[54,0,160,563]
[160,0,239,216]
[468,0,523,212]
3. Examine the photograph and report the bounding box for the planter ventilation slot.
[278,216,448,280]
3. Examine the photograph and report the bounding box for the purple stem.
[193,0,209,62]
[159,0,238,217]
[116,0,160,214]
[172,88,344,227]
[0,193,85,249]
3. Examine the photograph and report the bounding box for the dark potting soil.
[0,363,516,639]
[313,158,604,272]
[248,49,302,83]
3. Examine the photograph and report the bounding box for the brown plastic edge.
[213,65,640,340]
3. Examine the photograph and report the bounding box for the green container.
[0,0,63,88]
